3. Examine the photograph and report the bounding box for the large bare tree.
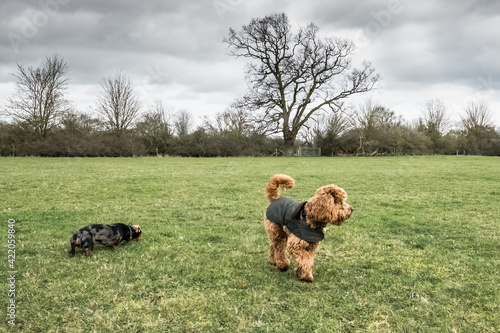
[6,55,70,139]
[224,12,380,147]
[96,72,141,132]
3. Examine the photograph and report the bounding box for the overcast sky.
[1,0,499,127]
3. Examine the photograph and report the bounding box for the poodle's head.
[305,185,353,226]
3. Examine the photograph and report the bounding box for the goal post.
[297,146,321,157]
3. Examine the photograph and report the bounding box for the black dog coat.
[266,198,324,243]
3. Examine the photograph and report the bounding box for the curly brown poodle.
[264,174,353,282]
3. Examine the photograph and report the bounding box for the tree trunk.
[283,128,296,155]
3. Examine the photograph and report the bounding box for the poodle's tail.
[266,174,295,202]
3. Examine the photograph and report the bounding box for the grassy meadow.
[0,156,499,332]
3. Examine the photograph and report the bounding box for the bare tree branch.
[461,99,494,131]
[420,99,450,135]
[224,13,380,147]
[174,109,193,137]
[6,54,70,139]
[96,71,141,132]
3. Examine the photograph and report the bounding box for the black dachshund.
[70,223,141,257]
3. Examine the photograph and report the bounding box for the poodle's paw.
[296,268,313,283]
[277,264,289,272]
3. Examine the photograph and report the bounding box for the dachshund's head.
[131,225,142,241]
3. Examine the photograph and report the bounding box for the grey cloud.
[0,0,499,124]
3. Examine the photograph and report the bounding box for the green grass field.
[1,156,499,332]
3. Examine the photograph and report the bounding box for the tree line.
[1,70,498,157]
[1,13,499,157]
[313,99,500,156]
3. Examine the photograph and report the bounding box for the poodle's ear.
[316,185,346,203]
[307,184,352,225]
[306,194,334,223]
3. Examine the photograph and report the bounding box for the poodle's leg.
[287,236,318,282]
[265,220,289,271]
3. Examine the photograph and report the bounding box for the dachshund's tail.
[266,174,295,202]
